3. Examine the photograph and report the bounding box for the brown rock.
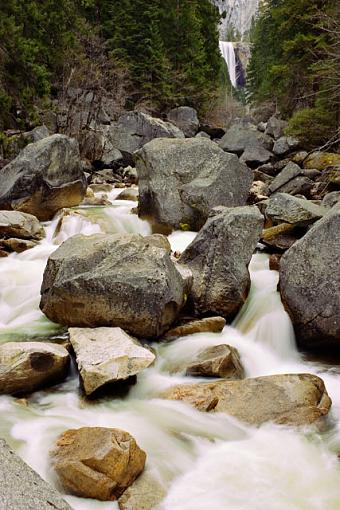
[51,427,146,501]
[269,254,282,271]
[162,374,331,426]
[2,238,38,253]
[164,317,226,339]
[185,344,245,379]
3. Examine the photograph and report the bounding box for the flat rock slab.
[164,317,226,339]
[264,193,327,226]
[69,327,155,395]
[162,374,331,426]
[0,439,71,510]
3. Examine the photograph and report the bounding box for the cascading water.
[219,41,237,88]
[1,192,340,510]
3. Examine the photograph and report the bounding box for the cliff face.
[212,0,259,39]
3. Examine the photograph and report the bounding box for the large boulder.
[0,342,70,395]
[106,111,184,155]
[219,122,273,155]
[279,204,340,347]
[50,427,146,501]
[0,439,71,510]
[0,134,86,220]
[167,106,199,137]
[69,327,155,395]
[162,373,331,426]
[40,234,190,338]
[0,210,44,240]
[179,206,263,319]
[136,138,253,230]
[264,193,327,226]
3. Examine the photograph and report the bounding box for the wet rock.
[1,237,38,253]
[322,191,340,208]
[107,111,184,155]
[273,136,300,156]
[185,344,245,379]
[303,152,340,171]
[164,317,226,339]
[280,204,340,347]
[89,183,113,193]
[269,253,282,271]
[265,116,288,140]
[40,233,190,338]
[123,166,138,184]
[261,223,299,251]
[0,342,70,395]
[117,188,139,202]
[68,327,155,396]
[240,146,273,168]
[50,427,146,501]
[179,206,263,319]
[136,138,252,230]
[0,135,86,220]
[118,472,166,510]
[264,193,327,226]
[162,373,331,426]
[0,438,71,510]
[167,106,199,137]
[81,188,110,206]
[0,210,44,240]
[219,122,273,155]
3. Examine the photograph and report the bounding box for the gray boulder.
[0,134,86,220]
[40,234,190,338]
[185,344,245,379]
[273,136,300,156]
[264,193,327,226]
[265,116,288,139]
[239,146,273,168]
[69,327,155,395]
[162,373,331,426]
[0,439,71,510]
[322,191,340,209]
[269,162,302,194]
[179,206,263,319]
[136,138,252,230]
[106,111,184,154]
[280,204,340,347]
[219,122,273,155]
[0,210,44,239]
[118,472,166,510]
[0,342,70,395]
[167,106,199,137]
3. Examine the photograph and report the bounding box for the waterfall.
[219,41,237,88]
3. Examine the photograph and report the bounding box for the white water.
[1,191,340,510]
[219,41,237,88]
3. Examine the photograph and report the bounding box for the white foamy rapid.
[1,193,340,510]
[219,41,237,88]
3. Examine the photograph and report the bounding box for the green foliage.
[248,0,340,147]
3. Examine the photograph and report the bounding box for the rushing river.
[0,191,340,510]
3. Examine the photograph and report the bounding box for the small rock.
[264,193,327,226]
[50,427,146,501]
[269,253,282,271]
[0,342,70,395]
[68,327,155,396]
[273,136,300,156]
[240,146,273,168]
[0,210,44,240]
[248,181,269,204]
[164,317,226,338]
[1,237,38,253]
[322,191,340,208]
[265,116,288,139]
[118,472,166,510]
[185,344,245,379]
[261,223,299,251]
[117,189,139,201]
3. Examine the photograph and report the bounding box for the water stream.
[1,192,340,509]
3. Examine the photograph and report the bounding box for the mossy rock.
[303,152,340,171]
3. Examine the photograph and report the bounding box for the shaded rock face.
[179,206,263,319]
[136,138,253,230]
[0,134,86,220]
[273,136,300,157]
[239,146,273,168]
[162,373,331,426]
[0,342,70,395]
[0,210,44,240]
[167,107,199,137]
[40,234,190,338]
[107,111,184,155]
[264,193,327,227]
[219,121,273,155]
[185,344,245,379]
[50,427,146,501]
[279,204,340,347]
[164,317,226,339]
[118,472,166,510]
[68,327,155,396]
[265,116,288,140]
[268,161,313,197]
[0,439,71,510]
